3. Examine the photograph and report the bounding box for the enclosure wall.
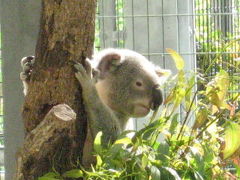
[0,1,41,179]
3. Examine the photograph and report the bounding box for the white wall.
[0,1,41,179]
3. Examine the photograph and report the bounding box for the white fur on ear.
[155,67,172,84]
[94,49,125,79]
[93,48,124,66]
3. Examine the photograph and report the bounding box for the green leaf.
[94,131,103,154]
[150,165,161,180]
[109,144,125,158]
[133,119,164,142]
[38,177,59,180]
[163,167,181,180]
[194,171,204,180]
[222,122,240,159]
[96,155,103,167]
[114,137,132,145]
[234,164,240,177]
[63,169,84,178]
[41,172,59,178]
[215,70,229,100]
[157,143,169,162]
[193,108,208,129]
[169,114,179,135]
[206,70,230,109]
[166,48,185,70]
[169,71,187,111]
[38,172,60,180]
[142,154,149,169]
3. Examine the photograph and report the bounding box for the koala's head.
[94,49,171,118]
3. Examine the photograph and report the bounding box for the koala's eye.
[136,81,143,87]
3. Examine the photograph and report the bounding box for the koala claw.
[20,56,35,82]
[84,58,93,77]
[20,56,35,96]
[74,62,92,86]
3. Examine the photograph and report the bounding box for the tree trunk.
[16,0,96,179]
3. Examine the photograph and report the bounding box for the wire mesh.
[96,0,194,68]
[0,25,4,180]
[195,0,240,100]
[95,0,240,102]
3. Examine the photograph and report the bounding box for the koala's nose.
[151,85,163,110]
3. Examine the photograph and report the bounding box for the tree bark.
[16,0,96,179]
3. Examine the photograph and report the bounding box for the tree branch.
[16,104,76,180]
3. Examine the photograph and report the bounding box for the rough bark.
[16,0,96,179]
[16,104,76,179]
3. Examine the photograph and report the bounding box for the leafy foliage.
[39,49,240,180]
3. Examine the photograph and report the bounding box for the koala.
[20,56,35,96]
[20,48,171,166]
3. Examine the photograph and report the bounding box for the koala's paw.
[74,61,91,83]
[20,56,35,82]
[74,59,97,93]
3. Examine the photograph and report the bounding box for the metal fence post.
[0,1,41,179]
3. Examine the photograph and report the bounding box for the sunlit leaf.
[206,70,230,110]
[63,169,83,178]
[193,108,208,129]
[194,171,204,180]
[141,154,148,169]
[166,48,185,70]
[94,132,103,154]
[215,70,229,100]
[38,172,60,180]
[234,163,240,177]
[38,178,59,180]
[222,122,240,159]
[114,137,132,145]
[174,87,186,110]
[41,172,59,178]
[163,167,181,180]
[150,165,161,180]
[96,155,103,167]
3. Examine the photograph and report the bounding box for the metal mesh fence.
[96,0,195,63]
[195,0,240,99]
[95,0,240,102]
[0,25,4,180]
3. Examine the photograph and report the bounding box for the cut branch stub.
[16,104,76,180]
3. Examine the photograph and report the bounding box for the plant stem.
[177,91,198,140]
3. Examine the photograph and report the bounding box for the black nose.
[151,85,163,110]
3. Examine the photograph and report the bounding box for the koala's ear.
[98,53,122,75]
[155,67,172,83]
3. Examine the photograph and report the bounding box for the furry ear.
[155,67,172,84]
[97,53,122,78]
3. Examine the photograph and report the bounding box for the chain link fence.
[95,0,240,106]
[195,0,240,100]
